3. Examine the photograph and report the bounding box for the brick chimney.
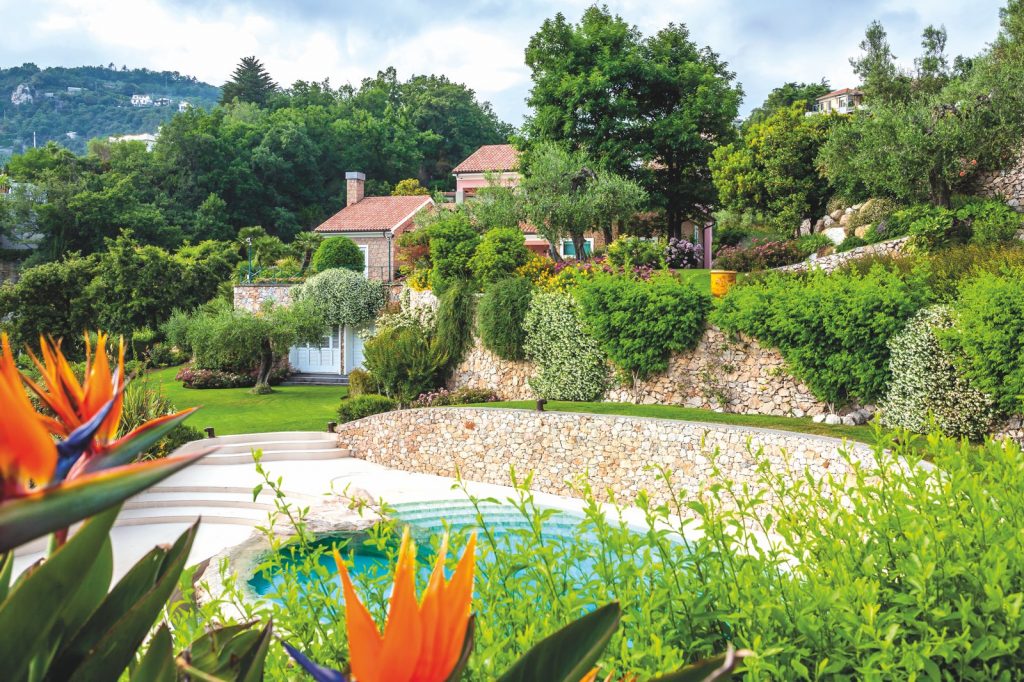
[346,171,366,207]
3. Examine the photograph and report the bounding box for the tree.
[524,7,741,239]
[744,81,831,129]
[427,210,481,292]
[850,21,912,105]
[311,236,365,274]
[915,25,951,96]
[391,178,430,196]
[220,56,278,107]
[292,268,387,328]
[192,193,233,241]
[467,179,525,232]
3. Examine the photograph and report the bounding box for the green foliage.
[880,305,998,440]
[744,80,831,128]
[337,393,397,423]
[431,279,477,373]
[836,235,869,253]
[847,197,903,229]
[713,265,933,404]
[957,198,1024,244]
[794,233,833,257]
[293,268,386,327]
[220,56,278,107]
[469,227,532,285]
[477,277,534,361]
[906,205,963,251]
[311,237,365,274]
[391,178,430,195]
[522,290,609,400]
[120,377,204,458]
[428,211,481,292]
[942,268,1024,415]
[607,236,665,270]
[362,325,440,405]
[346,368,377,398]
[577,274,711,396]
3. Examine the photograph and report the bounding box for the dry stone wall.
[775,237,910,274]
[335,407,876,509]
[975,157,1024,210]
[233,284,294,313]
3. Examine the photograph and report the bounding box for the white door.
[344,323,371,373]
[289,326,342,374]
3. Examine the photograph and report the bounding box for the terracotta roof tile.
[314,196,433,233]
[817,87,862,100]
[452,144,520,174]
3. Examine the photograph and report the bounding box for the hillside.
[0,63,220,158]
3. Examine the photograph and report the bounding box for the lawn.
[147,366,347,435]
[466,400,881,445]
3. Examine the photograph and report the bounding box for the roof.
[452,144,521,174]
[817,87,863,100]
[314,196,433,233]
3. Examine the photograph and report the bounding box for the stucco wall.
[335,407,875,509]
[233,284,294,313]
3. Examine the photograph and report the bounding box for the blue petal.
[53,392,119,481]
[282,643,349,682]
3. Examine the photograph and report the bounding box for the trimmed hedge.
[337,394,397,423]
[312,237,364,274]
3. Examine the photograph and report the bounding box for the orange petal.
[335,547,384,682]
[580,669,600,682]
[378,528,424,681]
[99,337,125,443]
[415,534,450,680]
[0,334,56,486]
[433,533,476,679]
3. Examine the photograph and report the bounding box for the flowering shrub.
[412,387,499,407]
[522,290,609,400]
[664,237,704,269]
[607,236,665,269]
[515,253,557,288]
[879,305,997,441]
[293,267,387,327]
[175,359,288,389]
[712,239,803,271]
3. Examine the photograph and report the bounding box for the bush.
[879,306,998,440]
[119,377,205,458]
[293,268,386,327]
[311,237,365,274]
[663,238,704,269]
[477,277,533,361]
[515,254,557,288]
[848,197,902,229]
[428,211,481,293]
[607,237,665,270]
[956,198,1024,244]
[469,227,531,285]
[941,268,1024,415]
[412,387,498,407]
[346,368,377,398]
[577,273,711,398]
[836,235,868,253]
[175,360,289,389]
[362,325,440,405]
[907,205,963,251]
[430,279,476,373]
[713,265,933,404]
[146,342,188,368]
[337,394,396,423]
[522,291,608,400]
[794,233,833,257]
[712,240,804,271]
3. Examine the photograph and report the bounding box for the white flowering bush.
[880,305,997,441]
[292,268,386,327]
[522,290,609,400]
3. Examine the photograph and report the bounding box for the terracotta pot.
[710,269,737,298]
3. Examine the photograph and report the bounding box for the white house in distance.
[130,94,153,107]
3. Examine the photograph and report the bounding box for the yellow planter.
[710,270,737,298]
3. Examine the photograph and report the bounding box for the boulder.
[830,209,844,221]
[814,218,825,232]
[854,225,872,239]
[822,215,837,229]
[839,212,852,227]
[799,218,812,236]
[824,413,842,425]
[812,413,827,424]
[844,206,855,215]
[822,227,847,245]
[842,414,864,426]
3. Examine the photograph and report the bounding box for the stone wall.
[335,407,875,509]
[975,156,1024,210]
[995,416,1024,446]
[775,237,910,274]
[450,327,830,417]
[233,284,294,313]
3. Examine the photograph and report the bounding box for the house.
[154,97,172,107]
[451,143,607,258]
[178,100,191,112]
[313,172,434,282]
[130,94,153,107]
[811,88,864,115]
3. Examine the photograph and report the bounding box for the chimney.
[346,171,366,206]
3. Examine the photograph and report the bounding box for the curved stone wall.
[335,407,875,509]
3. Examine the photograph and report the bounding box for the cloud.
[0,0,1007,125]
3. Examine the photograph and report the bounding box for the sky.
[0,0,1007,126]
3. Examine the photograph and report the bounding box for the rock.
[823,215,837,229]
[814,218,825,232]
[799,218,812,236]
[824,414,842,425]
[839,212,852,227]
[854,225,871,239]
[842,414,863,426]
[812,413,827,424]
[844,207,854,215]
[830,209,844,221]
[822,227,847,245]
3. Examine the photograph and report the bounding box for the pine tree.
[220,56,278,107]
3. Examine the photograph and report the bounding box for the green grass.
[466,400,880,445]
[147,366,347,435]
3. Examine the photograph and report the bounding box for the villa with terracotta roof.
[812,88,864,115]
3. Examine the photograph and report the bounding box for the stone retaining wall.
[450,327,830,417]
[975,157,1024,210]
[335,407,875,508]
[775,237,910,274]
[233,284,294,313]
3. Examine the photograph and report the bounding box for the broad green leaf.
[47,534,113,654]
[0,507,118,681]
[0,552,12,603]
[82,409,199,473]
[129,623,176,682]
[236,619,275,682]
[64,521,199,682]
[0,449,212,552]
[187,621,258,671]
[649,646,753,682]
[496,602,621,682]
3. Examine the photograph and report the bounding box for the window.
[358,245,369,278]
[560,238,594,258]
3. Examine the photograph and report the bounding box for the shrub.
[346,368,377,398]
[956,198,1024,244]
[941,268,1024,415]
[879,306,998,440]
[713,265,933,404]
[293,268,386,328]
[146,342,188,368]
[577,273,711,399]
[848,197,902,229]
[412,387,498,407]
[902,205,966,251]
[920,243,1024,301]
[515,254,557,288]
[836,235,868,253]
[362,325,440,405]
[337,394,397,423]
[477,277,534,361]
[522,291,608,400]
[119,377,205,458]
[430,279,476,373]
[175,360,289,389]
[428,211,480,293]
[469,227,531,285]
[607,236,665,270]
[794,233,833,257]
[663,238,704,269]
[311,237,365,274]
[712,240,803,271]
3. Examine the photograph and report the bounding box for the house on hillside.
[811,88,864,115]
[131,94,153,107]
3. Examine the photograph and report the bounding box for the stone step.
[187,438,340,456]
[195,447,351,465]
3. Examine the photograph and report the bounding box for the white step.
[195,447,351,465]
[116,505,268,524]
[145,484,317,501]
[200,439,340,456]
[200,431,335,445]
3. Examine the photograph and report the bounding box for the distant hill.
[0,63,220,158]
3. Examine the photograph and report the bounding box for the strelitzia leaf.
[496,602,621,682]
[649,645,754,682]
[82,408,199,474]
[0,552,12,603]
[236,619,275,682]
[0,449,213,552]
[129,624,175,682]
[283,641,350,682]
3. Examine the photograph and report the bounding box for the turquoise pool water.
[247,499,599,598]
